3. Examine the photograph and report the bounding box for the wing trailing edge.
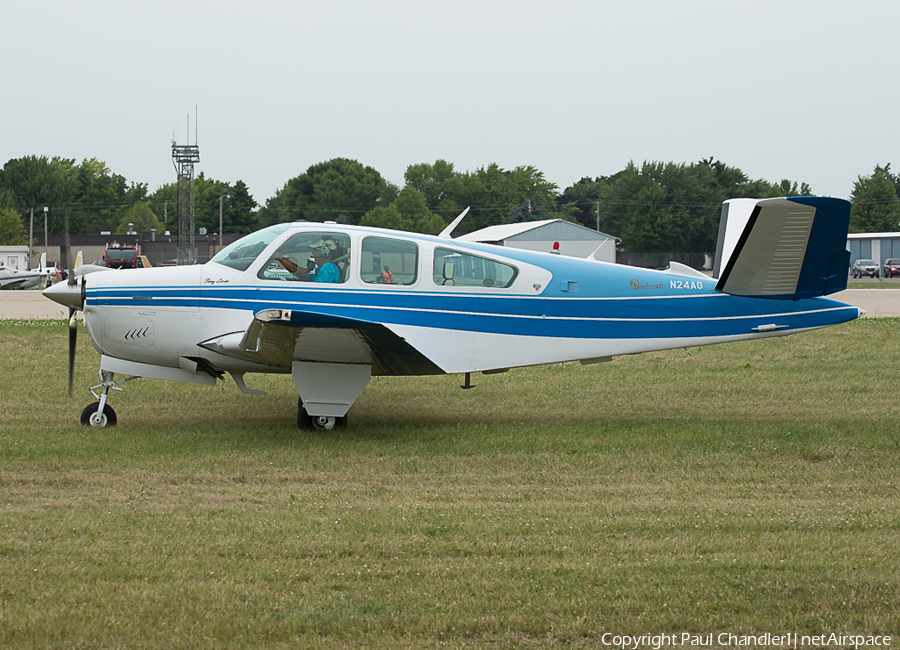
[714,197,851,300]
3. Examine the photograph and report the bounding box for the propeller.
[65,217,76,397]
[68,305,76,397]
[43,249,92,397]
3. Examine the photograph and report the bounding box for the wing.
[715,197,851,300]
[200,308,444,376]
[0,276,29,290]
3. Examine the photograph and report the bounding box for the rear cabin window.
[433,247,518,288]
[361,236,419,286]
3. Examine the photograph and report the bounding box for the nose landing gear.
[81,370,139,428]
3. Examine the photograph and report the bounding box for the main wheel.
[297,397,347,430]
[80,402,117,428]
[297,397,311,430]
[311,415,337,431]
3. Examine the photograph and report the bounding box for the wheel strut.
[82,370,139,428]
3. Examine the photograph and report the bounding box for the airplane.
[43,196,863,429]
[0,258,45,290]
[1,252,63,291]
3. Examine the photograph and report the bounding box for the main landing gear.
[297,397,347,431]
[80,370,138,428]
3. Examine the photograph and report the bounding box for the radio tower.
[172,112,200,265]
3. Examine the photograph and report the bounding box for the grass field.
[1,318,898,648]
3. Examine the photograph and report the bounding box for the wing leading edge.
[715,197,851,300]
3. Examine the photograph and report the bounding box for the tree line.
[1,154,898,254]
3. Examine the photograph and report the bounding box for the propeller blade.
[68,306,77,398]
[65,211,77,397]
[65,210,75,286]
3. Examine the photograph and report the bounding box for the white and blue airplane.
[0,252,54,290]
[44,196,862,429]
[0,262,45,290]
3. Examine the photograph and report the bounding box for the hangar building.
[847,232,900,272]
[456,219,619,263]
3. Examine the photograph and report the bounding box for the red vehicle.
[104,244,139,269]
[884,258,900,277]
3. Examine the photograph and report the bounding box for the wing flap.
[200,308,444,376]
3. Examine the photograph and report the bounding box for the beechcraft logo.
[630,278,663,290]
[533,283,542,292]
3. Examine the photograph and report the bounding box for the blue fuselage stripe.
[86,285,858,340]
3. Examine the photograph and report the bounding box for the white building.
[847,232,900,269]
[456,219,619,263]
[0,246,30,271]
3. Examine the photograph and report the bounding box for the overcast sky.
[5,0,899,205]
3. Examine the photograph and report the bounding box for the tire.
[297,397,347,430]
[80,402,117,427]
[297,397,312,430]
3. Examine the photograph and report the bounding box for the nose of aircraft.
[43,278,83,308]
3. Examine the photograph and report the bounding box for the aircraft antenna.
[172,111,200,265]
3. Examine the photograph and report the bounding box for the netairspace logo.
[600,632,892,649]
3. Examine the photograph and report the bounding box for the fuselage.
[0,266,44,290]
[76,222,862,376]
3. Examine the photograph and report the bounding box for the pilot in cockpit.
[272,237,342,283]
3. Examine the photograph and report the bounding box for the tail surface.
[713,197,851,300]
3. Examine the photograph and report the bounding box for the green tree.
[849,166,900,233]
[359,206,412,231]
[564,159,813,253]
[259,158,397,226]
[71,158,147,234]
[404,160,465,219]
[0,207,27,245]
[392,187,445,233]
[115,202,160,236]
[873,164,900,199]
[507,197,554,224]
[0,156,150,235]
[190,173,228,235]
[0,156,77,234]
[145,184,177,233]
[556,176,609,231]
[0,189,17,211]
[402,161,562,233]
[360,188,447,234]
[227,180,259,233]
[148,177,258,236]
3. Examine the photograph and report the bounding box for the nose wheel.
[80,402,117,427]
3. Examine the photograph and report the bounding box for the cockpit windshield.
[210,224,290,271]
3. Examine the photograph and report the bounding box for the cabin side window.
[432,247,518,288]
[257,232,351,283]
[360,236,419,286]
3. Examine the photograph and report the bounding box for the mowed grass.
[1,317,898,648]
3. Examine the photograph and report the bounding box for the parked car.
[852,259,880,278]
[883,258,900,277]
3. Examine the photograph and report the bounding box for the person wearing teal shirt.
[272,237,342,283]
